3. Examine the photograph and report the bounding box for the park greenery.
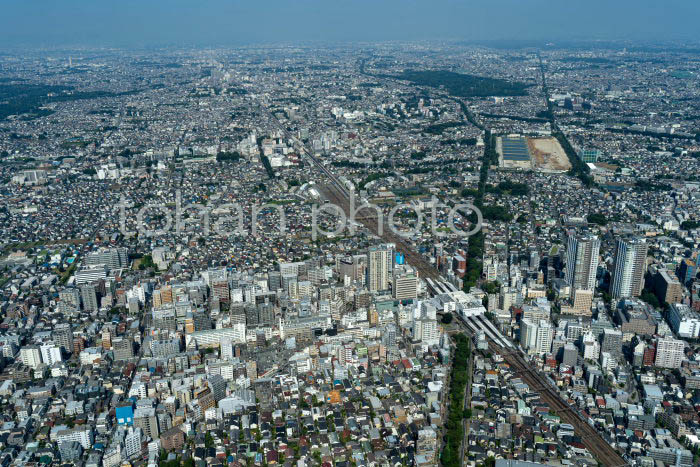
[486,180,530,196]
[216,151,241,163]
[0,83,142,120]
[481,204,513,222]
[587,213,608,226]
[640,289,661,309]
[392,70,530,98]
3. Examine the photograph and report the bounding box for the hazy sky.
[2,0,699,48]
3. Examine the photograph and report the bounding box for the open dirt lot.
[528,137,571,172]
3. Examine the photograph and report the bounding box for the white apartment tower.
[565,233,600,292]
[655,337,684,369]
[368,246,390,292]
[610,237,648,299]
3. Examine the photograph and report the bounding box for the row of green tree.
[460,130,493,292]
[634,179,672,192]
[554,130,595,187]
[441,333,471,467]
[260,155,276,179]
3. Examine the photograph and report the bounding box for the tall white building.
[535,321,554,355]
[20,346,42,369]
[655,337,684,369]
[565,233,600,292]
[610,237,648,299]
[520,319,553,356]
[124,426,143,458]
[520,319,537,351]
[220,337,235,361]
[278,261,305,277]
[186,324,246,349]
[368,246,390,292]
[412,302,439,346]
[581,331,600,361]
[413,319,439,345]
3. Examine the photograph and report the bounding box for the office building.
[522,298,551,322]
[40,344,62,365]
[160,426,185,452]
[581,331,600,361]
[678,258,697,285]
[211,279,230,303]
[392,266,419,300]
[617,299,657,336]
[561,343,578,367]
[207,374,227,402]
[561,288,593,316]
[124,426,142,458]
[647,448,693,466]
[58,288,81,313]
[59,441,83,462]
[84,247,128,270]
[54,426,93,450]
[186,325,247,348]
[74,265,108,285]
[133,406,159,439]
[220,337,235,361]
[643,345,656,367]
